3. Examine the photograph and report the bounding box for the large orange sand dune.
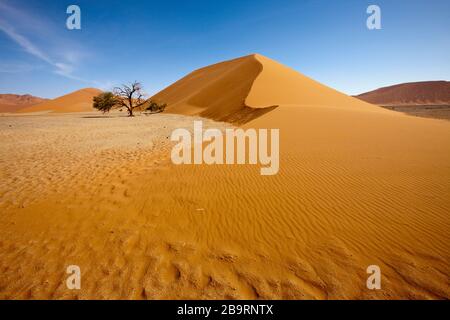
[152,54,386,123]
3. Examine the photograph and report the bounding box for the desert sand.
[0,54,449,299]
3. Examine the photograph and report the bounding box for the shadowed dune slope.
[19,88,102,113]
[356,81,450,106]
[150,55,266,124]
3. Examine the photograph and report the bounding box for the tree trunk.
[128,97,134,117]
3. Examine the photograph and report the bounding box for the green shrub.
[146,100,167,113]
[93,92,118,113]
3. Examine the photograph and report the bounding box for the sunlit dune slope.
[19,88,102,113]
[246,54,386,112]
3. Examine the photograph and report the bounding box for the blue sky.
[0,0,449,98]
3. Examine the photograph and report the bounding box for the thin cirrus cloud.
[0,1,103,86]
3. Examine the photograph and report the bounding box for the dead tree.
[113,81,149,117]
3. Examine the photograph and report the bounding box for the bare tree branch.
[110,81,149,116]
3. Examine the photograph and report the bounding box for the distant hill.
[356,81,450,106]
[0,94,48,113]
[19,88,102,113]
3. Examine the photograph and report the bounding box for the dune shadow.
[81,115,130,119]
[218,105,279,125]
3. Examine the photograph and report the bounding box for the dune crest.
[19,88,102,113]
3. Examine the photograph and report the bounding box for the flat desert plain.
[0,55,449,299]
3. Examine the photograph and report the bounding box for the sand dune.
[356,81,450,106]
[0,94,47,113]
[152,54,387,124]
[19,88,102,113]
[0,55,449,299]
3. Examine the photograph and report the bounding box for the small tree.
[113,82,148,117]
[93,81,163,117]
[93,92,117,114]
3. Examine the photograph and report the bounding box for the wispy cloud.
[0,19,54,64]
[0,1,105,87]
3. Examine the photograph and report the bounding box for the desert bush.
[146,100,167,113]
[93,92,118,113]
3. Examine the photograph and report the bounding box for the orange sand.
[0,55,449,299]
